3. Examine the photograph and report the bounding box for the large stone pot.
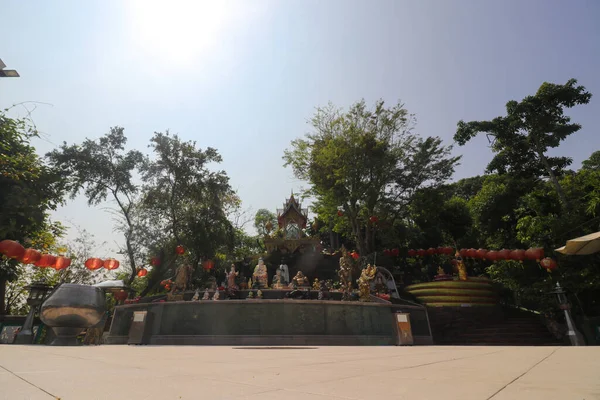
[40,283,106,346]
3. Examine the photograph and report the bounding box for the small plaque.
[133,312,145,322]
[396,314,408,323]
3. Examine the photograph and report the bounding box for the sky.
[1,0,599,258]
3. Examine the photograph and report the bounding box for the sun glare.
[127,0,238,69]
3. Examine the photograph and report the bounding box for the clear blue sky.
[1,0,599,257]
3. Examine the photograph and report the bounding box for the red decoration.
[458,248,467,257]
[510,249,526,262]
[0,240,25,260]
[383,249,391,256]
[150,257,160,266]
[486,250,499,261]
[369,216,379,224]
[35,254,56,268]
[467,248,477,258]
[351,251,360,260]
[426,247,437,256]
[497,249,511,260]
[337,210,344,217]
[175,245,185,255]
[103,258,120,270]
[407,249,417,257]
[137,268,148,277]
[540,257,558,271]
[53,256,71,270]
[113,291,128,301]
[525,247,544,261]
[445,247,455,255]
[20,248,42,265]
[85,257,104,270]
[203,260,215,270]
[476,249,488,259]
[416,249,426,257]
[391,248,400,257]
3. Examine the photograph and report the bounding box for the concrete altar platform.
[106,299,433,346]
[1,345,598,400]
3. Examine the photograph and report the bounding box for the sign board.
[394,312,414,345]
[128,311,152,345]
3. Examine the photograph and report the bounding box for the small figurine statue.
[455,252,468,281]
[227,264,239,290]
[252,258,269,289]
[318,280,330,300]
[202,289,210,300]
[171,263,194,294]
[272,269,286,289]
[279,264,290,284]
[212,288,220,301]
[357,264,377,302]
[192,288,200,301]
[247,291,254,299]
[256,290,263,299]
[248,278,253,290]
[290,271,309,288]
[338,246,353,301]
[312,278,320,291]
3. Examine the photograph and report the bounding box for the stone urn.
[40,283,106,346]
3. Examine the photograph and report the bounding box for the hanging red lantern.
[416,249,426,257]
[150,257,160,266]
[203,260,215,270]
[445,247,455,255]
[407,249,416,257]
[53,256,71,270]
[497,249,511,260]
[20,248,42,265]
[486,250,499,261]
[85,257,104,270]
[391,248,400,257]
[137,268,148,277]
[540,257,558,272]
[103,258,120,270]
[466,248,477,258]
[369,216,379,224]
[383,249,391,256]
[425,247,436,255]
[351,251,360,260]
[113,291,128,301]
[525,247,544,261]
[337,210,344,217]
[510,249,526,262]
[175,245,185,255]
[476,249,488,259]
[35,254,56,268]
[0,240,25,260]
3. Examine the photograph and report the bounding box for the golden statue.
[437,266,445,276]
[455,251,468,281]
[252,258,268,289]
[290,271,309,287]
[357,264,377,302]
[312,278,320,291]
[338,246,353,301]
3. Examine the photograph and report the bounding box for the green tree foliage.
[46,127,145,285]
[581,150,600,172]
[454,79,592,207]
[1,111,65,313]
[254,208,277,236]
[284,99,460,256]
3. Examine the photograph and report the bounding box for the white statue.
[279,264,290,284]
[202,289,210,300]
[212,288,220,301]
[192,289,200,301]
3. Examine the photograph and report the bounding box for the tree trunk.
[125,232,137,287]
[0,278,6,315]
[535,144,570,209]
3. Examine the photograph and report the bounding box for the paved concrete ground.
[0,345,598,400]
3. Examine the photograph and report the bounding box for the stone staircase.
[428,307,565,346]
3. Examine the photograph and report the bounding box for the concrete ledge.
[150,334,395,346]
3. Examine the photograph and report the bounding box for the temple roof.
[277,191,308,228]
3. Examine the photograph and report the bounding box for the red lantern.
[525,247,544,261]
[497,249,511,260]
[459,248,468,257]
[20,248,42,265]
[369,216,379,224]
[175,245,185,255]
[35,254,56,268]
[467,248,478,258]
[351,251,360,260]
[337,210,344,217]
[85,257,104,270]
[0,240,25,260]
[137,268,148,277]
[426,247,437,255]
[113,291,128,301]
[540,257,558,272]
[416,249,426,257]
[445,247,455,255]
[486,250,498,261]
[383,249,391,256]
[53,256,71,270]
[391,248,400,257]
[150,257,160,266]
[203,260,214,270]
[407,249,416,257]
[103,258,120,270]
[510,249,526,262]
[476,249,488,259]
[160,280,168,287]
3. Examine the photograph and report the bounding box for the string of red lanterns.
[0,240,74,271]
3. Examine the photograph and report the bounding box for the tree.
[581,150,600,171]
[454,79,592,208]
[139,131,236,289]
[1,111,65,313]
[284,99,460,256]
[46,127,144,285]
[254,209,277,236]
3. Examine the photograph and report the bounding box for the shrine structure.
[263,192,320,254]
